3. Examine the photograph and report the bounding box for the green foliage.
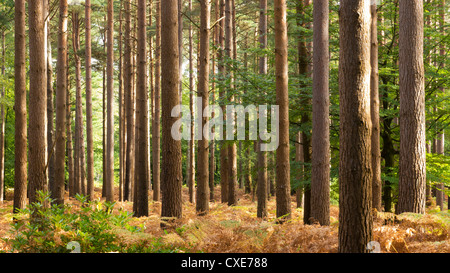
[4,191,140,253]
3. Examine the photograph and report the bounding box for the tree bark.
[105,0,115,202]
[370,2,382,212]
[256,0,268,219]
[29,0,48,205]
[218,0,228,204]
[85,0,95,201]
[224,0,237,207]
[124,0,135,202]
[311,0,330,226]
[274,0,291,222]
[13,0,28,212]
[338,0,373,253]
[161,0,183,222]
[54,0,68,205]
[187,0,195,204]
[397,0,426,215]
[196,0,211,215]
[153,0,161,202]
[134,0,149,217]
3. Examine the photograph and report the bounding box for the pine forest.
[0,0,448,256]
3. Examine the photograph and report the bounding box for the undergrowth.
[0,187,449,253]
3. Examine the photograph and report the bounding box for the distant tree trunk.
[54,0,68,205]
[118,2,125,201]
[29,0,48,204]
[370,2,382,212]
[187,0,195,204]
[124,0,135,201]
[299,0,312,225]
[224,0,237,207]
[219,0,228,204]
[274,0,291,222]
[72,11,86,196]
[134,0,149,217]
[338,0,373,253]
[153,0,161,202]
[46,10,55,200]
[105,0,115,202]
[311,0,330,226]
[435,0,445,212]
[196,0,211,215]
[161,0,183,221]
[67,74,74,197]
[256,0,268,219]
[85,0,95,201]
[397,0,426,215]
[13,0,28,212]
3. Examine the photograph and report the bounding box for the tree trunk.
[124,0,135,202]
[397,0,426,215]
[256,0,268,219]
[73,11,86,196]
[218,0,228,204]
[134,0,149,217]
[105,0,115,202]
[224,0,237,207]
[29,0,48,205]
[46,10,55,201]
[187,0,195,204]
[338,0,373,253]
[196,0,211,215]
[85,0,95,201]
[54,0,68,205]
[311,0,330,226]
[370,2,382,212]
[153,0,161,202]
[13,0,28,212]
[274,0,291,222]
[161,0,183,222]
[436,0,445,212]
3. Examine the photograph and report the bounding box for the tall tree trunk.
[274,0,291,222]
[124,0,135,201]
[73,11,86,196]
[397,0,426,215]
[153,0,161,202]
[161,0,183,221]
[299,0,312,225]
[13,0,28,212]
[54,0,68,205]
[296,0,311,213]
[196,0,211,215]
[311,0,330,226]
[105,0,115,202]
[134,0,149,217]
[256,0,268,219]
[370,2,382,212]
[29,0,48,205]
[219,0,228,204]
[85,0,95,201]
[435,0,445,212]
[338,0,373,253]
[187,0,195,204]
[118,2,125,201]
[46,7,55,200]
[225,0,237,206]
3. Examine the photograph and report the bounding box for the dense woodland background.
[0,0,448,253]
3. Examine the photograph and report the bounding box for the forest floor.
[0,186,449,253]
